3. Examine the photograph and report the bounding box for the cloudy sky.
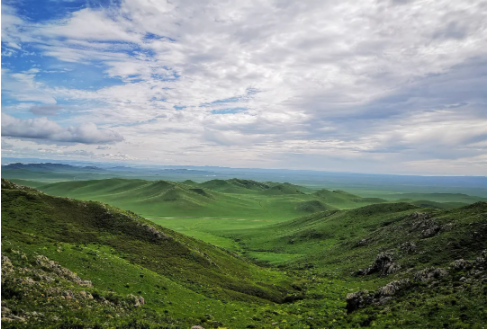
[1,0,486,175]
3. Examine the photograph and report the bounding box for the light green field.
[34,178,483,253]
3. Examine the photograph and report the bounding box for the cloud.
[29,105,63,116]
[1,113,124,144]
[2,69,57,104]
[0,0,486,174]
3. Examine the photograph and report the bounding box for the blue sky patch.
[211,107,247,115]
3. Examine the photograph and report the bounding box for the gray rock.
[421,225,441,238]
[359,252,400,276]
[414,267,448,282]
[399,241,416,253]
[450,259,469,270]
[346,290,373,313]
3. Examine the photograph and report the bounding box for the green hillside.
[312,189,386,208]
[222,202,487,327]
[384,192,485,204]
[2,179,486,328]
[34,179,357,223]
[1,179,304,328]
[35,178,403,249]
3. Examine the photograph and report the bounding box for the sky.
[1,0,486,175]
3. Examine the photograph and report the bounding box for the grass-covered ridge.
[2,179,486,328]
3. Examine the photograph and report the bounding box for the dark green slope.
[1,180,293,303]
[199,179,305,195]
[313,188,386,206]
[38,179,222,211]
[200,178,270,194]
[225,201,487,327]
[230,201,486,271]
[391,192,486,204]
[263,183,304,195]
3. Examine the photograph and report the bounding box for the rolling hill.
[1,179,299,328]
[2,179,486,328]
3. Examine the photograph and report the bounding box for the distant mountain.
[200,178,305,195]
[2,163,104,172]
[392,192,486,204]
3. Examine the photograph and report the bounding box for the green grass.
[2,178,486,328]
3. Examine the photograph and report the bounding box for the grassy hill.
[383,192,485,204]
[34,178,404,250]
[223,201,487,327]
[2,179,486,328]
[1,179,304,328]
[312,189,386,208]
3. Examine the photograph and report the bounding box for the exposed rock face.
[35,255,92,287]
[355,239,369,247]
[378,279,411,296]
[449,251,487,281]
[346,279,411,313]
[450,259,469,271]
[358,252,400,276]
[2,251,149,324]
[127,294,145,307]
[2,255,14,278]
[421,225,441,238]
[1,179,41,193]
[346,291,373,313]
[399,241,416,253]
[474,250,487,269]
[413,267,448,282]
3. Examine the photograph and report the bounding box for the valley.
[1,164,487,328]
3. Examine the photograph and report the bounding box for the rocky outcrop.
[355,238,370,247]
[35,255,92,287]
[408,212,449,239]
[421,225,441,238]
[127,294,145,307]
[346,291,373,313]
[2,255,14,278]
[413,267,448,282]
[357,252,400,276]
[346,279,411,313]
[450,259,469,270]
[399,241,416,253]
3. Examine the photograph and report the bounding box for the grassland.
[2,177,486,328]
[35,178,485,251]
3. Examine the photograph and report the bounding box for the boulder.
[1,256,14,278]
[346,290,373,313]
[359,252,400,276]
[399,241,416,253]
[421,225,441,238]
[414,267,448,282]
[378,279,411,296]
[346,279,411,313]
[450,259,469,271]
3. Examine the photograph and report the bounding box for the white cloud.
[1,113,124,144]
[0,0,486,174]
